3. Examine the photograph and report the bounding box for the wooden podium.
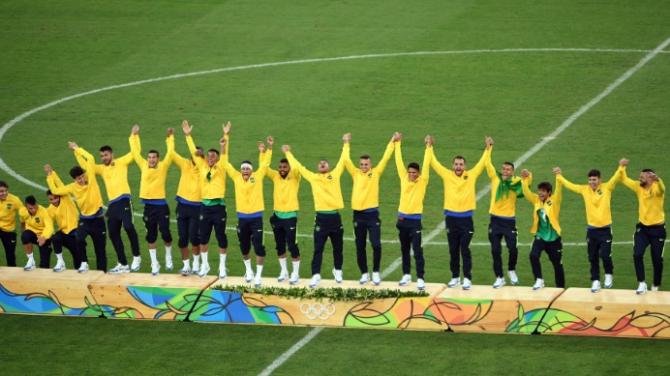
[0,266,105,317]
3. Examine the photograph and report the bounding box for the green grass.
[1,0,670,374]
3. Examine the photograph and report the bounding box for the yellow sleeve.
[653,178,665,197]
[286,151,315,182]
[46,173,73,196]
[556,174,583,194]
[428,146,450,178]
[42,209,54,239]
[49,171,65,188]
[469,146,491,178]
[172,150,187,170]
[223,155,240,179]
[18,207,29,224]
[620,166,640,192]
[116,152,134,166]
[485,146,496,180]
[260,150,272,168]
[553,176,563,212]
[185,135,198,157]
[74,147,102,174]
[604,168,621,191]
[421,146,431,180]
[129,134,145,166]
[333,143,349,177]
[342,143,356,176]
[522,175,538,204]
[162,135,175,167]
[394,142,406,179]
[374,142,394,175]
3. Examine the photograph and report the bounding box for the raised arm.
[469,137,494,178]
[604,166,622,191]
[617,159,639,192]
[374,137,395,175]
[427,141,450,178]
[162,129,175,167]
[44,165,72,196]
[129,125,145,166]
[484,145,497,180]
[341,133,356,176]
[555,169,583,194]
[394,141,406,179]
[284,146,315,182]
[332,137,350,177]
[520,170,538,204]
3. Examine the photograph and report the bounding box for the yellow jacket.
[0,193,24,232]
[47,161,104,217]
[19,205,54,239]
[224,151,270,215]
[522,174,563,235]
[620,166,665,226]
[264,150,302,212]
[74,146,134,202]
[46,171,79,234]
[395,142,431,215]
[557,169,619,228]
[130,134,174,201]
[344,142,394,211]
[173,151,203,203]
[187,134,228,200]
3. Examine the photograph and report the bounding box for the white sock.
[183,259,190,269]
[27,253,34,262]
[292,260,300,274]
[134,255,141,262]
[165,245,173,262]
[256,264,264,278]
[149,249,158,264]
[193,255,200,268]
[243,259,252,273]
[56,253,64,263]
[219,253,227,270]
[200,251,208,264]
[279,257,288,273]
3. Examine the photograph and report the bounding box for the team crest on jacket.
[463,175,469,180]
[547,200,552,206]
[327,175,332,180]
[250,177,256,183]
[597,189,603,195]
[7,203,12,209]
[367,173,373,178]
[35,217,40,223]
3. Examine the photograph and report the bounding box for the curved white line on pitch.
[0,47,666,190]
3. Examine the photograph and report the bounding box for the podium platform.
[88,273,218,320]
[0,267,105,317]
[538,288,670,339]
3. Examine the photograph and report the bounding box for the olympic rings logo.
[299,302,336,320]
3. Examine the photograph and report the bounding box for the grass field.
[1,1,670,374]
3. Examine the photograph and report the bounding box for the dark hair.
[279,158,289,164]
[99,145,113,153]
[503,161,515,169]
[207,148,219,155]
[359,154,371,160]
[587,169,601,178]
[0,181,7,189]
[241,160,253,167]
[537,181,553,193]
[69,166,85,179]
[25,195,37,206]
[453,155,466,163]
[148,149,160,157]
[642,168,655,174]
[408,162,420,171]
[46,189,53,196]
[195,146,203,152]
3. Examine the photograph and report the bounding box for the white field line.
[256,38,670,375]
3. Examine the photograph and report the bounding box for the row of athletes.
[0,121,664,293]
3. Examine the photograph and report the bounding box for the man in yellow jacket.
[428,136,493,290]
[283,136,348,288]
[521,168,565,290]
[19,195,55,270]
[263,137,302,284]
[173,120,204,276]
[556,166,620,292]
[46,154,107,273]
[0,181,24,267]
[395,133,431,290]
[484,149,526,289]
[344,133,395,285]
[184,121,230,278]
[129,125,175,276]
[619,158,665,294]
[72,135,141,274]
[223,137,271,286]
[46,170,82,271]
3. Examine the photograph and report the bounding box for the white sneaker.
[254,274,262,287]
[23,259,35,271]
[165,258,173,272]
[447,277,460,288]
[417,278,426,291]
[289,271,300,285]
[278,270,289,282]
[309,274,321,288]
[151,262,161,276]
[130,256,141,272]
[77,261,89,274]
[197,263,210,278]
[332,269,343,283]
[399,274,411,286]
[651,285,659,292]
[372,272,381,285]
[462,278,472,290]
[359,273,369,285]
[591,280,601,293]
[508,270,519,285]
[532,278,545,291]
[244,269,254,283]
[192,263,200,275]
[180,266,191,276]
[53,260,66,273]
[108,263,129,274]
[493,277,505,289]
[636,282,647,295]
[218,268,227,280]
[604,274,613,289]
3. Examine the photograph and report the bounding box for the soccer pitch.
[1,0,670,374]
